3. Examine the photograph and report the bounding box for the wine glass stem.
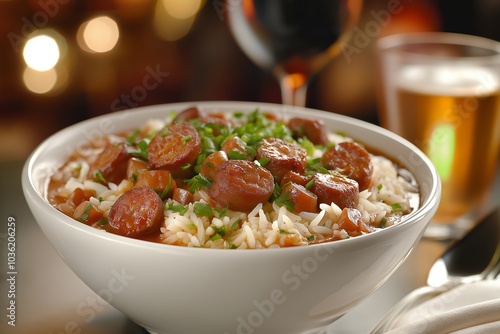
[280,73,308,107]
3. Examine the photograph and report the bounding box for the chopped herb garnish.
[225,240,238,249]
[129,138,150,161]
[377,184,383,191]
[305,178,315,190]
[212,225,227,238]
[126,129,141,144]
[227,150,248,160]
[97,196,104,202]
[258,156,271,167]
[181,163,192,170]
[311,165,330,174]
[94,169,107,184]
[380,217,388,228]
[193,202,213,217]
[159,174,173,199]
[185,174,212,193]
[279,229,293,234]
[307,235,316,241]
[274,192,294,212]
[160,127,169,137]
[80,203,93,222]
[391,203,403,212]
[166,203,189,215]
[231,219,240,231]
[98,218,108,227]
[214,207,228,218]
[181,135,193,145]
[298,137,316,156]
[186,223,197,230]
[209,233,222,241]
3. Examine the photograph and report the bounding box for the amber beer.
[380,65,500,223]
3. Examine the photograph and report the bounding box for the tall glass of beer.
[377,32,500,239]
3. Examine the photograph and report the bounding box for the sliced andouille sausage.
[172,106,205,123]
[309,172,359,209]
[126,157,149,180]
[73,201,104,225]
[321,141,373,190]
[134,170,176,199]
[287,117,329,145]
[256,137,307,183]
[148,122,202,178]
[280,170,313,187]
[57,188,96,218]
[89,142,130,184]
[337,208,372,237]
[281,183,318,214]
[69,187,96,207]
[172,187,194,205]
[108,187,164,237]
[200,151,228,180]
[221,136,252,160]
[208,160,274,212]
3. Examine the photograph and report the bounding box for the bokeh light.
[77,16,120,53]
[23,35,60,71]
[153,0,202,41]
[23,67,58,94]
[162,0,202,19]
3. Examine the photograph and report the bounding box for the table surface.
[1,159,499,334]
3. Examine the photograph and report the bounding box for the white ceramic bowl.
[22,101,440,334]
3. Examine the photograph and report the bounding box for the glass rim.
[377,32,500,62]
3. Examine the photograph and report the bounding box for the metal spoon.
[371,206,500,333]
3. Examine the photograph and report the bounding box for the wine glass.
[225,0,363,107]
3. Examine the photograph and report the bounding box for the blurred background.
[0,0,499,161]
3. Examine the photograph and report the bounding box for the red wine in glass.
[226,0,363,106]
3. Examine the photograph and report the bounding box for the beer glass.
[377,32,500,239]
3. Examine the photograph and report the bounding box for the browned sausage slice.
[221,136,252,160]
[321,141,373,190]
[108,187,164,237]
[89,142,130,184]
[288,117,329,145]
[256,137,307,183]
[172,106,205,123]
[73,201,103,225]
[337,208,372,236]
[281,183,318,214]
[126,157,149,180]
[200,151,228,180]
[134,170,176,199]
[148,122,202,178]
[280,170,313,187]
[208,160,274,212]
[172,187,194,205]
[310,173,359,209]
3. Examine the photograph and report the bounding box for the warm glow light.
[80,16,120,53]
[153,0,196,41]
[23,35,60,71]
[162,0,201,19]
[23,67,58,94]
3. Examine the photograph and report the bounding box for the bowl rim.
[22,101,441,254]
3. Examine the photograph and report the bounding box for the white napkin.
[384,280,500,334]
